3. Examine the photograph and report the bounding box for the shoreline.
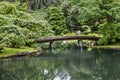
[0,50,42,59]
[0,47,41,59]
[93,45,120,50]
[0,51,38,59]
[0,45,120,59]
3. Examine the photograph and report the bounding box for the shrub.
[0,1,17,15]
[98,23,120,45]
[0,14,13,26]
[0,1,54,49]
[0,24,25,48]
[98,35,112,45]
[47,7,69,35]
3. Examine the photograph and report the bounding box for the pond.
[0,48,120,80]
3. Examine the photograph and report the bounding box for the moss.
[0,47,35,57]
[93,45,120,50]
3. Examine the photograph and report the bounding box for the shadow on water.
[0,46,120,80]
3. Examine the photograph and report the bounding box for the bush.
[5,33,25,48]
[16,11,34,20]
[0,14,13,26]
[98,35,112,45]
[47,7,69,35]
[0,25,25,48]
[16,2,28,12]
[0,1,17,15]
[0,46,4,53]
[98,23,120,45]
[0,1,54,49]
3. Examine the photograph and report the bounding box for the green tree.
[61,0,120,45]
[97,0,120,45]
[47,6,69,35]
[0,1,54,49]
[0,24,26,48]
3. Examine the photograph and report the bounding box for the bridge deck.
[34,36,100,43]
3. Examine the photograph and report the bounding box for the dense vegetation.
[0,1,54,52]
[0,0,120,52]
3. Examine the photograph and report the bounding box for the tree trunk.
[28,0,32,10]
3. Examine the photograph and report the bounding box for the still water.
[0,48,120,80]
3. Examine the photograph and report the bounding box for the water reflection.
[0,48,120,80]
[53,69,71,80]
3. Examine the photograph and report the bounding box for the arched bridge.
[34,35,100,43]
[34,35,101,49]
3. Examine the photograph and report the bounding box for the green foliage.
[14,19,54,37]
[0,46,3,53]
[47,6,69,35]
[0,0,120,48]
[98,35,112,45]
[17,2,28,12]
[61,0,120,45]
[62,2,81,31]
[0,1,33,19]
[81,25,91,34]
[0,1,17,15]
[98,23,120,45]
[0,18,54,47]
[16,11,33,20]
[0,1,54,49]
[0,14,13,26]
[0,24,25,48]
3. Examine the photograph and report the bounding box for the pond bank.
[0,45,120,59]
[0,47,41,59]
[93,45,120,50]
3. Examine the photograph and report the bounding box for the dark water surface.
[0,48,120,80]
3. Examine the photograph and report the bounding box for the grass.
[65,32,102,37]
[0,47,35,57]
[87,33,102,37]
[93,45,120,50]
[65,32,77,36]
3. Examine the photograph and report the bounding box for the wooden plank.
[34,36,100,43]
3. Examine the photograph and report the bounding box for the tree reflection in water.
[0,48,120,80]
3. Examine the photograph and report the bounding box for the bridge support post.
[49,41,54,49]
[78,40,82,47]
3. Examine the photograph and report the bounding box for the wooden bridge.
[34,35,100,49]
